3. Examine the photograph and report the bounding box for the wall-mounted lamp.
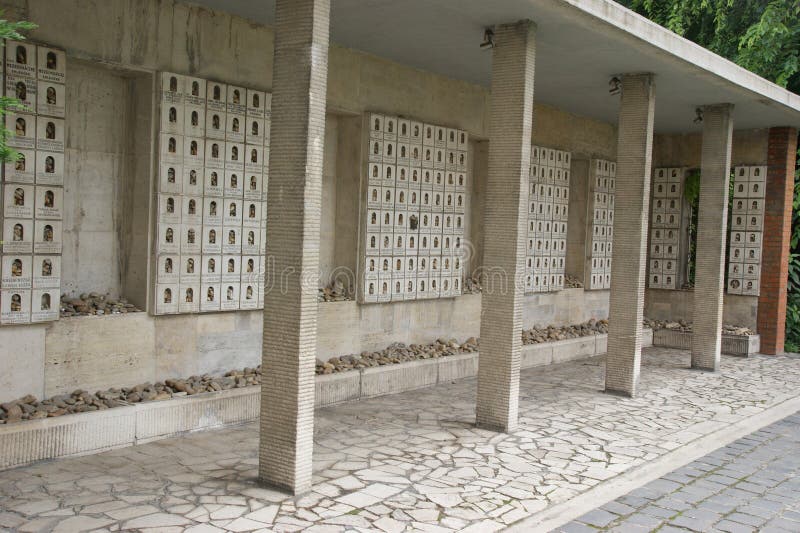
[608,76,621,95]
[480,28,494,49]
[694,107,704,124]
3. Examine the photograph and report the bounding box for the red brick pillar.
[757,127,798,354]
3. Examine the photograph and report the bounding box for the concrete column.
[605,74,655,397]
[757,127,798,354]
[259,0,329,494]
[475,20,536,432]
[691,105,734,371]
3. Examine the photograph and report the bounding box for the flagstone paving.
[2,348,800,532]
[560,411,800,533]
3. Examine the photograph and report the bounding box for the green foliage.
[0,14,35,41]
[619,0,800,93]
[0,13,36,164]
[684,170,700,286]
[737,1,800,89]
[683,170,700,205]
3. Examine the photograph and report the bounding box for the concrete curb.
[507,393,800,533]
[0,332,639,471]
[653,329,760,356]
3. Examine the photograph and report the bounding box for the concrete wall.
[13,288,610,401]
[0,324,46,401]
[61,61,129,297]
[319,114,339,279]
[645,290,758,329]
[653,129,769,169]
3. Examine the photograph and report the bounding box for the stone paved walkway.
[1,348,800,532]
[561,411,800,533]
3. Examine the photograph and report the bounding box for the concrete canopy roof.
[187,0,800,134]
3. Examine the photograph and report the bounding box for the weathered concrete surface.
[0,324,46,402]
[653,128,768,169]
[646,290,758,330]
[44,313,156,398]
[4,289,628,404]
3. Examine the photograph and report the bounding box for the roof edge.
[555,0,800,117]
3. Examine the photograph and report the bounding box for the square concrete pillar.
[475,20,537,432]
[757,127,798,354]
[691,104,734,371]
[605,74,655,397]
[259,0,329,494]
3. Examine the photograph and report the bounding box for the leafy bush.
[0,13,36,163]
[785,154,800,351]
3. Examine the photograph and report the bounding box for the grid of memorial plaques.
[525,145,571,293]
[585,159,616,290]
[1,40,66,325]
[154,73,270,315]
[727,165,765,296]
[362,114,467,302]
[648,168,684,290]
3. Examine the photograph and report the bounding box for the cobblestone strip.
[562,412,800,533]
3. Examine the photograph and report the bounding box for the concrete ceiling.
[185,0,800,134]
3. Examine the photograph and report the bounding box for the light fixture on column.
[609,76,621,95]
[480,28,494,49]
[694,107,704,124]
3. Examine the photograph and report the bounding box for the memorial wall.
[153,72,270,315]
[0,40,65,324]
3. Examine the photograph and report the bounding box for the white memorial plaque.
[160,72,183,105]
[6,40,36,79]
[1,288,31,324]
[7,111,36,150]
[200,282,221,312]
[37,47,65,84]
[181,224,201,255]
[34,185,63,220]
[33,220,62,254]
[202,225,222,255]
[1,255,32,289]
[156,254,179,284]
[206,81,226,112]
[7,75,37,112]
[3,184,34,218]
[246,89,266,119]
[36,116,65,152]
[30,288,58,322]
[33,255,60,289]
[205,109,226,140]
[184,77,206,107]
[184,105,206,137]
[155,283,179,314]
[179,283,200,313]
[2,218,33,254]
[35,151,63,185]
[4,149,35,184]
